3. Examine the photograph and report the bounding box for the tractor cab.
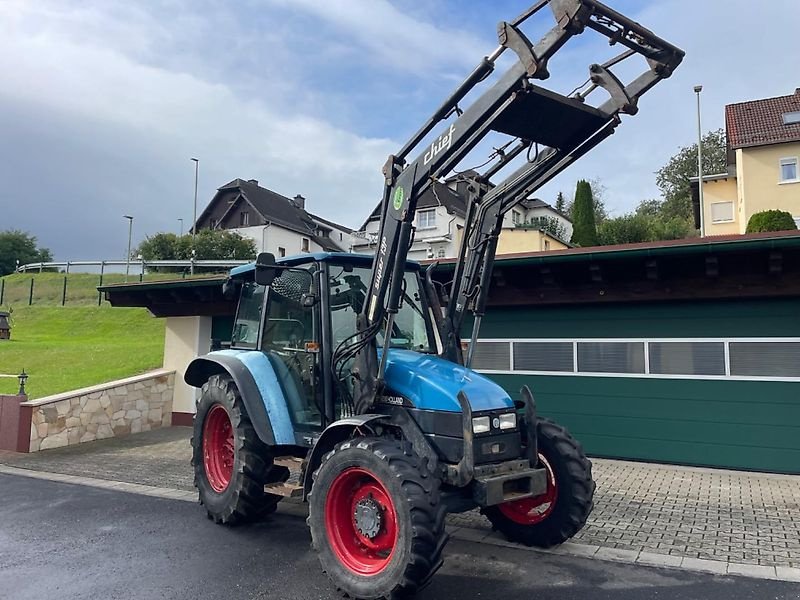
[224,252,436,438]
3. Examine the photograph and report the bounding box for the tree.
[597,214,651,245]
[0,230,53,276]
[565,178,607,224]
[745,210,798,233]
[136,230,257,272]
[655,128,728,222]
[555,191,566,213]
[570,180,598,246]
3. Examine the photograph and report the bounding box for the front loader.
[184,2,684,598]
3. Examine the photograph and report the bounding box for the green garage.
[460,232,800,474]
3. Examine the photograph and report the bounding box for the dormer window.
[240,211,250,226]
[782,111,800,125]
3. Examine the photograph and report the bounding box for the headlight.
[498,413,516,430]
[472,416,490,434]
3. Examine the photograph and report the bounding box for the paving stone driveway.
[2,427,798,568]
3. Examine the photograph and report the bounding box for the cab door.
[259,267,323,431]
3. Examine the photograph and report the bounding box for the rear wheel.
[191,374,289,524]
[308,437,447,599]
[483,418,594,547]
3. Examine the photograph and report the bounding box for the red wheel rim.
[498,453,558,525]
[202,404,235,493]
[325,467,398,576]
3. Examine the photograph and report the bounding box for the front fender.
[302,415,388,500]
[184,351,295,446]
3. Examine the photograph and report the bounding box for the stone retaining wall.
[23,370,175,452]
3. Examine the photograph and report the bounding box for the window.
[544,240,551,251]
[231,283,265,349]
[339,233,343,241]
[779,157,798,183]
[514,341,573,372]
[577,341,645,374]
[649,342,725,376]
[240,211,250,226]
[729,342,800,377]
[470,341,510,371]
[782,111,800,125]
[512,210,521,225]
[710,201,734,223]
[417,209,436,229]
[301,238,310,252]
[278,247,286,257]
[437,248,446,258]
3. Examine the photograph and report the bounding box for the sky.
[1,0,799,261]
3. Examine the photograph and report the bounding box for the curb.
[2,464,799,584]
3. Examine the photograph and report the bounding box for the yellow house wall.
[496,229,568,254]
[702,177,740,236]
[738,142,800,228]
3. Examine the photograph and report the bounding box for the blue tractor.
[185,2,683,597]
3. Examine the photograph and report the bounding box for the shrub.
[745,210,797,234]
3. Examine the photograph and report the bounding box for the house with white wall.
[351,177,571,259]
[194,178,353,256]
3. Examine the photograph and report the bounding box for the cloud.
[264,0,488,74]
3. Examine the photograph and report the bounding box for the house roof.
[359,181,466,230]
[196,179,350,251]
[519,198,571,222]
[725,88,800,149]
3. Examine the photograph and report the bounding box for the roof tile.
[726,88,800,149]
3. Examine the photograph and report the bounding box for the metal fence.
[2,259,248,307]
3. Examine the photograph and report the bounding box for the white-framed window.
[417,209,436,230]
[779,157,798,183]
[512,210,521,225]
[437,248,446,258]
[278,247,286,257]
[301,238,310,253]
[710,201,734,223]
[240,211,250,226]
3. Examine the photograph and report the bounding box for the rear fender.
[184,352,295,446]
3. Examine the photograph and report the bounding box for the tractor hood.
[383,349,514,413]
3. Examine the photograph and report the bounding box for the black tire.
[482,418,594,547]
[191,374,289,525]
[308,437,447,600]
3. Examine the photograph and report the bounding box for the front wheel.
[308,437,447,600]
[483,418,595,547]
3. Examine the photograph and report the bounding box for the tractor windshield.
[329,265,433,353]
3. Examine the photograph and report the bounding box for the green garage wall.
[474,298,800,473]
[489,374,800,473]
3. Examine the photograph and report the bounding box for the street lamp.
[123,215,134,282]
[694,85,705,237]
[190,158,199,276]
[178,218,184,236]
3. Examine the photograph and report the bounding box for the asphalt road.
[1,474,798,600]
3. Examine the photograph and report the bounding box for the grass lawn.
[0,306,165,399]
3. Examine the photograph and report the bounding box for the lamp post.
[178,218,184,236]
[123,215,134,282]
[18,369,28,396]
[694,85,705,237]
[190,158,199,275]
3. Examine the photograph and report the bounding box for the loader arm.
[344,0,684,413]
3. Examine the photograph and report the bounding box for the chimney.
[293,194,306,210]
[247,179,258,186]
